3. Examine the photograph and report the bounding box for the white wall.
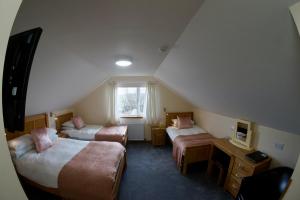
[73,76,195,140]
[155,0,300,135]
[194,109,300,168]
[0,0,27,199]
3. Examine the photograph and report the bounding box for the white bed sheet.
[14,138,88,188]
[166,125,207,142]
[61,124,103,140]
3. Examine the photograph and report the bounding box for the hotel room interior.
[1,0,300,200]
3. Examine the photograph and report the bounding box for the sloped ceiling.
[11,0,300,135]
[11,0,203,115]
[155,0,300,134]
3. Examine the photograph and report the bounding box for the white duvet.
[61,125,103,140]
[166,125,207,142]
[14,138,88,188]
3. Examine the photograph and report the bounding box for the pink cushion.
[177,116,193,129]
[72,116,85,129]
[31,128,53,153]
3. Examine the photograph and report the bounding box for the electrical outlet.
[274,143,285,151]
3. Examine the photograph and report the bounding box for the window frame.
[116,86,146,118]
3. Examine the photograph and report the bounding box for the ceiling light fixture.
[115,56,133,67]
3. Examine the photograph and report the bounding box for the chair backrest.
[236,167,293,200]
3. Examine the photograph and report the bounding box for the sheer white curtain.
[107,81,119,124]
[144,82,160,125]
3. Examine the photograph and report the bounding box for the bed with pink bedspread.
[13,138,126,200]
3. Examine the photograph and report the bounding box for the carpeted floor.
[22,142,231,200]
[118,142,231,200]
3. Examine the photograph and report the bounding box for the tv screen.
[2,27,42,132]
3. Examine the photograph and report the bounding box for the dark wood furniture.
[151,126,166,146]
[207,138,271,198]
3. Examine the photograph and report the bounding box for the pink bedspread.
[95,125,127,144]
[58,141,125,200]
[172,133,214,168]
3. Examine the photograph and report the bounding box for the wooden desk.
[208,138,271,198]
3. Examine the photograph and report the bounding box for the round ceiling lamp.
[115,56,133,67]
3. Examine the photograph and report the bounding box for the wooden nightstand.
[151,126,166,146]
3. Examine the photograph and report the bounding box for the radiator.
[123,120,145,141]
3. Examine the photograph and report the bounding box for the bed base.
[165,112,212,175]
[19,153,127,200]
[56,112,128,146]
[123,134,128,146]
[181,144,211,175]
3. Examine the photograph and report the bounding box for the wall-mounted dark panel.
[3,27,42,132]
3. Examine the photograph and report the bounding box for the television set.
[2,27,42,132]
[229,119,254,150]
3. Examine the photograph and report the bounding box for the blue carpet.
[118,142,231,200]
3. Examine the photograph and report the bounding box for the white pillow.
[62,126,75,131]
[8,134,34,159]
[62,120,75,128]
[8,134,34,152]
[10,145,33,159]
[47,128,58,143]
[8,128,58,152]
[46,128,56,136]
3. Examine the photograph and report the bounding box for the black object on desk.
[246,151,268,163]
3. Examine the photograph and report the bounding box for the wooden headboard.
[165,112,193,127]
[55,112,73,132]
[6,113,49,140]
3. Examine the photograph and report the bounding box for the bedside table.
[151,126,166,146]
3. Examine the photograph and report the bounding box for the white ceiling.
[11,0,300,135]
[155,0,300,134]
[11,0,203,114]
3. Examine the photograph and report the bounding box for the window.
[116,87,146,117]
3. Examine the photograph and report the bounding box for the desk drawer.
[232,158,254,178]
[227,176,240,197]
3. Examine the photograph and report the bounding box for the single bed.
[7,113,126,200]
[166,112,215,174]
[56,112,128,146]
